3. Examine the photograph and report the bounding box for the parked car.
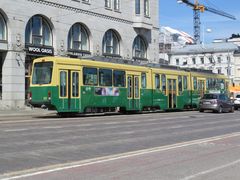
[234,94,240,110]
[199,93,234,113]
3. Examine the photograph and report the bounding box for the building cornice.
[27,0,133,25]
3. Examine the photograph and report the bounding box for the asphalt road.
[0,110,240,179]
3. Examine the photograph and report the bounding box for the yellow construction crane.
[177,0,236,44]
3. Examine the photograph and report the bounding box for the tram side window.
[178,76,182,92]
[141,73,147,88]
[127,76,132,98]
[72,72,79,97]
[213,79,216,89]
[183,76,188,90]
[193,77,197,90]
[206,79,210,89]
[83,67,98,85]
[226,81,229,90]
[99,69,112,86]
[135,76,139,98]
[162,74,166,94]
[60,71,67,97]
[113,70,125,87]
[155,74,160,89]
[209,78,213,89]
[220,79,225,90]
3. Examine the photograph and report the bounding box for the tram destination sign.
[26,45,54,56]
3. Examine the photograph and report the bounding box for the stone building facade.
[169,43,239,84]
[0,0,159,109]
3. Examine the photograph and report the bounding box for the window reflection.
[102,29,120,55]
[68,23,89,51]
[25,15,52,46]
[133,35,147,59]
[0,13,6,40]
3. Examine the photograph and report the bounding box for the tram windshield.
[32,62,53,85]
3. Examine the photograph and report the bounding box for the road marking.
[181,159,240,180]
[42,126,63,129]
[4,129,28,132]
[2,131,240,180]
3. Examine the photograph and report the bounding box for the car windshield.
[203,94,218,99]
[236,95,240,98]
[32,62,53,85]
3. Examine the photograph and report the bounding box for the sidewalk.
[0,107,56,117]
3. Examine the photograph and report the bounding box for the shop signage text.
[27,46,54,56]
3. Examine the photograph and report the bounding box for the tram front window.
[32,62,53,84]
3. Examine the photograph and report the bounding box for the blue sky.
[159,0,240,43]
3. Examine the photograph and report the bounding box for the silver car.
[199,93,234,113]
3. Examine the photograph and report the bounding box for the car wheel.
[199,109,204,112]
[234,107,238,110]
[218,106,223,113]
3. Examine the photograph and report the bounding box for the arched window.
[25,15,52,46]
[0,13,6,41]
[102,29,120,56]
[133,35,147,59]
[68,23,89,52]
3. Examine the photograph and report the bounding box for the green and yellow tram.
[28,56,229,115]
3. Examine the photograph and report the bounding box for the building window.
[218,68,221,74]
[200,57,204,64]
[114,0,120,11]
[25,15,52,46]
[144,0,150,17]
[68,23,89,52]
[192,58,196,64]
[217,56,221,63]
[102,29,120,56]
[209,57,213,64]
[176,58,179,65]
[105,0,111,8]
[82,0,89,3]
[0,13,6,41]
[227,56,231,61]
[135,0,140,14]
[133,35,147,59]
[227,68,231,76]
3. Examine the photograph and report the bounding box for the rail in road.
[0,111,240,179]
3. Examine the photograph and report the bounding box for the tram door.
[127,75,140,110]
[167,79,177,109]
[59,70,80,111]
[198,79,206,98]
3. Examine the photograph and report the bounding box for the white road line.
[2,132,240,180]
[4,129,28,132]
[181,159,240,180]
[42,126,63,129]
